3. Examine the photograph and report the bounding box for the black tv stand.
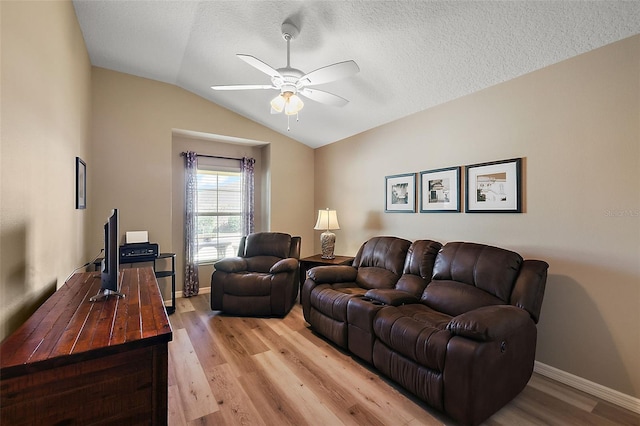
[89,288,126,302]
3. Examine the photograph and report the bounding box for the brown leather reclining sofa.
[301,236,548,426]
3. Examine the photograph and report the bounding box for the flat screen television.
[90,208,125,301]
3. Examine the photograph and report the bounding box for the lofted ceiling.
[72,1,640,149]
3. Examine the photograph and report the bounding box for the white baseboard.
[165,286,210,304]
[534,361,640,414]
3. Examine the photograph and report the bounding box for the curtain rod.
[180,152,242,161]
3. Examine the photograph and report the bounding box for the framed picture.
[76,157,86,209]
[465,158,522,213]
[419,166,461,212]
[385,173,416,212]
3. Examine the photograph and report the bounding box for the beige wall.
[0,1,92,341]
[89,68,315,296]
[315,35,640,398]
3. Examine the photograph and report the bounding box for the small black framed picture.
[76,157,86,209]
[385,173,416,213]
[465,158,522,213]
[419,166,461,213]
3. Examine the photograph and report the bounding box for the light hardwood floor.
[167,295,639,426]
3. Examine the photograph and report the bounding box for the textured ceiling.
[73,1,640,148]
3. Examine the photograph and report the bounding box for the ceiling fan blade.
[237,54,282,79]
[299,87,349,107]
[211,84,275,91]
[299,60,359,86]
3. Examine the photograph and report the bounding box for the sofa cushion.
[373,304,452,372]
[310,283,367,322]
[422,280,505,317]
[244,232,291,259]
[364,289,419,306]
[245,256,283,273]
[432,242,523,302]
[218,272,273,297]
[353,237,411,289]
[395,239,442,296]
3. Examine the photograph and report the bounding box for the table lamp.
[314,208,340,259]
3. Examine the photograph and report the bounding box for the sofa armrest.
[214,257,247,273]
[364,289,419,306]
[270,258,298,274]
[447,305,532,342]
[307,265,358,283]
[510,259,549,323]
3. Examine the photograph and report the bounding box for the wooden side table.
[299,254,355,291]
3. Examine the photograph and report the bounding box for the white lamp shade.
[314,209,340,231]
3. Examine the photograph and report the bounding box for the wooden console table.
[0,267,173,425]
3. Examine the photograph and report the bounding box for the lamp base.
[320,231,336,259]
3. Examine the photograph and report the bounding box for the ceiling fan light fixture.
[212,19,358,130]
[284,94,304,116]
[270,91,304,116]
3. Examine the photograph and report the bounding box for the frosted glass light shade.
[284,94,304,115]
[314,209,340,231]
[270,94,286,113]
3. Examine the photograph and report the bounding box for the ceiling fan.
[211,20,359,127]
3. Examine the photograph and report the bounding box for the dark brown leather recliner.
[211,232,301,317]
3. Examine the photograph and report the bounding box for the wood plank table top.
[0,267,172,379]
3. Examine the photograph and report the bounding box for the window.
[195,164,243,263]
